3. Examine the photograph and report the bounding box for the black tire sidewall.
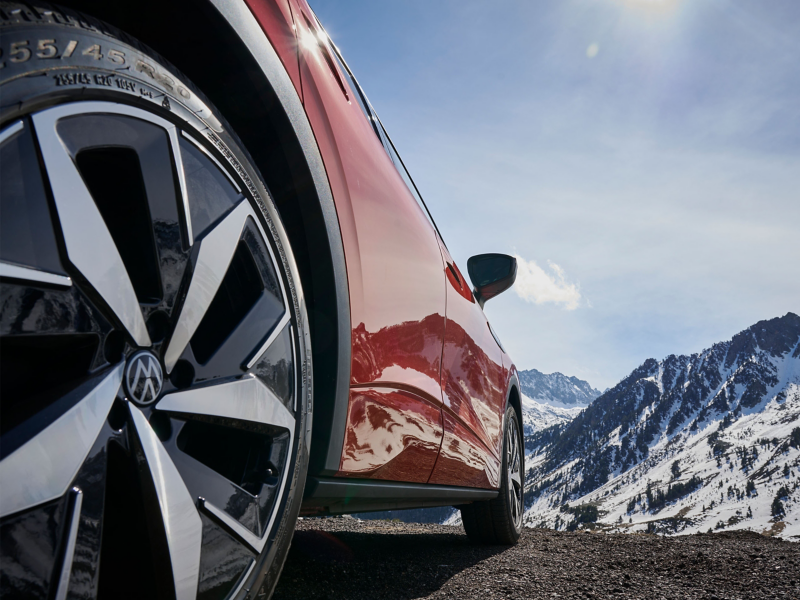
[0,8,312,599]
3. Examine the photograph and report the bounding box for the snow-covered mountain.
[521,394,584,435]
[523,312,800,541]
[518,368,601,407]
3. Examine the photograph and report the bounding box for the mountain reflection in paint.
[342,313,506,489]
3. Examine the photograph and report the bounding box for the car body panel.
[283,0,448,478]
[244,0,303,102]
[244,0,515,491]
[428,241,505,488]
[340,387,443,483]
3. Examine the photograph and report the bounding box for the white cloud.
[513,255,581,310]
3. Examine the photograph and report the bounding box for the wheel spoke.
[512,428,519,463]
[32,107,150,347]
[0,261,72,287]
[0,119,24,143]
[128,404,202,600]
[0,365,123,519]
[200,498,263,553]
[506,417,523,526]
[164,200,250,372]
[53,488,83,600]
[228,559,256,600]
[159,375,295,554]
[157,374,295,432]
[512,442,520,475]
[245,311,291,369]
[169,127,194,247]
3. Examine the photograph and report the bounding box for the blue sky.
[310,0,800,390]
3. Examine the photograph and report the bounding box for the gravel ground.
[272,517,799,600]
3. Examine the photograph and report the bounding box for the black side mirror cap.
[467,253,517,308]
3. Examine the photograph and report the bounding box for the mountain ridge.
[518,368,601,407]
[523,312,800,540]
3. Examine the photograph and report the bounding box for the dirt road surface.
[272,517,798,600]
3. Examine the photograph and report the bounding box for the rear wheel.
[460,405,524,544]
[0,5,312,599]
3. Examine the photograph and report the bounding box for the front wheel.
[460,405,524,544]
[0,4,312,599]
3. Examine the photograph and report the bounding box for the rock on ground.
[272,517,799,600]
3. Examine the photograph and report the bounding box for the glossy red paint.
[350,314,445,408]
[284,0,448,478]
[432,410,501,489]
[428,241,505,489]
[339,316,446,480]
[340,387,443,483]
[244,0,303,101]
[246,0,517,490]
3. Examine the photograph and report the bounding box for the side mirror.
[467,254,517,308]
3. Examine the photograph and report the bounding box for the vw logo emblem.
[124,351,164,406]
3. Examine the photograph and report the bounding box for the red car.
[0,1,524,598]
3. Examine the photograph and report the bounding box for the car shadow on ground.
[272,523,508,600]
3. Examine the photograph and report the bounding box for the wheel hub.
[124,350,163,406]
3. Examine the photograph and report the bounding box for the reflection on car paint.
[339,387,443,483]
[341,313,505,488]
[431,240,506,488]
[350,313,445,404]
[430,411,501,489]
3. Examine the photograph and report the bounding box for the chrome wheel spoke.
[32,107,150,347]
[157,374,295,432]
[129,405,203,600]
[0,261,72,287]
[0,365,123,519]
[158,375,295,553]
[164,200,251,372]
[246,311,291,370]
[53,488,83,600]
[200,499,263,553]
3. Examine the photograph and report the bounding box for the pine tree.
[790,427,800,449]
[772,487,789,518]
[772,497,786,519]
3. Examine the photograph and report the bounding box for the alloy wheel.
[1,101,300,599]
[506,412,523,529]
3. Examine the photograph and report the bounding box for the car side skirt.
[300,477,498,516]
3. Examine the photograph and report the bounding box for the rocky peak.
[518,368,601,407]
[523,312,800,540]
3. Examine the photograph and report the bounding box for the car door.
[289,0,446,482]
[428,240,506,489]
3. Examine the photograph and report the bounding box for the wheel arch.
[505,371,522,424]
[53,0,352,475]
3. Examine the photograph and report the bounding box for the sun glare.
[619,0,681,13]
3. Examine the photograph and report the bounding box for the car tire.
[459,405,524,544]
[0,4,312,599]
